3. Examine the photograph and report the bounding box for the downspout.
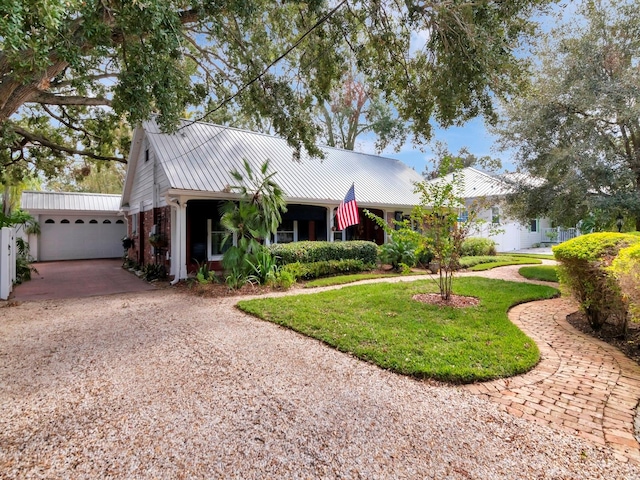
[165,195,182,285]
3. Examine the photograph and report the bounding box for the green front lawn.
[519,265,559,282]
[238,277,558,383]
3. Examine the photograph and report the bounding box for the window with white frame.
[131,213,138,235]
[529,219,538,233]
[458,210,469,222]
[491,207,500,225]
[207,218,235,259]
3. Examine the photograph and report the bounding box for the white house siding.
[126,137,170,215]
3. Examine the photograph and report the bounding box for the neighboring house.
[20,191,126,261]
[430,167,566,252]
[121,119,424,281]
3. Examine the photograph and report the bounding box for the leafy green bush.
[269,240,378,265]
[282,259,372,280]
[553,232,640,333]
[460,237,496,256]
[610,242,640,325]
[378,237,416,271]
[273,269,296,289]
[247,248,278,285]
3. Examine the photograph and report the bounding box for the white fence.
[542,227,579,244]
[0,227,16,300]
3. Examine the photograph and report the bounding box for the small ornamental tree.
[412,158,481,300]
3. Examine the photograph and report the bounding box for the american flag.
[336,184,359,230]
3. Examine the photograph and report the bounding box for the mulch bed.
[566,311,640,365]
[412,293,479,308]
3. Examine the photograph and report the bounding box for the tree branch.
[29,91,112,107]
[13,126,125,163]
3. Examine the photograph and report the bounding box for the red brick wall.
[125,206,171,269]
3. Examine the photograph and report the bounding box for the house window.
[116,219,124,224]
[458,210,469,222]
[90,219,98,224]
[333,230,344,242]
[45,219,55,224]
[529,219,538,233]
[103,219,112,224]
[275,220,296,244]
[60,219,70,224]
[207,218,236,260]
[131,213,138,235]
[75,219,84,224]
[491,207,500,225]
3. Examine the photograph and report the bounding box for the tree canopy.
[495,0,640,230]
[1,0,549,184]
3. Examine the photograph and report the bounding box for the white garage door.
[40,215,126,261]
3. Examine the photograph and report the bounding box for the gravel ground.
[1,286,639,479]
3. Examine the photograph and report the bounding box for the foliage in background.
[238,277,559,383]
[15,237,37,284]
[495,0,640,230]
[422,142,502,179]
[553,233,640,334]
[460,237,497,257]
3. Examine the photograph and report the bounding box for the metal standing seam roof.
[21,191,123,213]
[143,119,425,207]
[429,167,512,199]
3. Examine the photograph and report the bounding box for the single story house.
[20,191,126,261]
[429,167,573,251]
[121,119,424,281]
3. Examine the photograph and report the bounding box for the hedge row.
[269,240,378,265]
[553,232,640,334]
[281,259,373,280]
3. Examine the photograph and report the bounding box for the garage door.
[40,215,127,261]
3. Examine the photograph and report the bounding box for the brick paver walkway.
[459,265,640,464]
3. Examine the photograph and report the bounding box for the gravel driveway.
[1,286,638,479]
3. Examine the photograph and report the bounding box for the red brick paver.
[462,297,640,464]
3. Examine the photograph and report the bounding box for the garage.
[21,191,126,261]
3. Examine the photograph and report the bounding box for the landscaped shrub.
[610,242,640,325]
[553,232,640,334]
[461,237,496,257]
[269,241,378,265]
[282,259,372,280]
[378,237,416,271]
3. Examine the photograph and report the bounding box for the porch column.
[177,201,188,280]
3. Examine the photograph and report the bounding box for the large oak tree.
[496,0,640,231]
[1,0,548,184]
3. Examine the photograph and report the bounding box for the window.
[45,219,55,224]
[275,220,295,244]
[458,210,469,222]
[89,219,98,224]
[103,219,111,224]
[333,230,344,242]
[131,213,138,234]
[116,219,124,224]
[529,219,538,233]
[207,218,235,259]
[60,219,70,224]
[491,207,500,225]
[75,219,84,224]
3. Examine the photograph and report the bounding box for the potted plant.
[122,236,134,249]
[149,233,168,248]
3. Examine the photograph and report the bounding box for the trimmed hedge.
[269,240,378,265]
[460,237,497,257]
[282,259,373,280]
[553,232,640,333]
[610,243,640,325]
